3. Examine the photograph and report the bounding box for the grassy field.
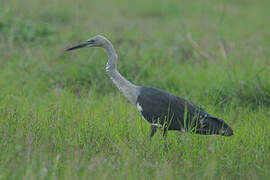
[0,0,269,179]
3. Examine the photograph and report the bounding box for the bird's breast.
[136,102,143,112]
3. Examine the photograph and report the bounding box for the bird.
[66,35,233,138]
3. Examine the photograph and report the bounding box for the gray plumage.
[66,35,233,138]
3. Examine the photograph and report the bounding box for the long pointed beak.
[66,41,89,51]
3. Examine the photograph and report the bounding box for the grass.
[0,0,269,179]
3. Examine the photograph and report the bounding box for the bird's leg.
[150,124,168,139]
[162,127,169,151]
[162,123,168,138]
[162,129,168,138]
[150,125,157,138]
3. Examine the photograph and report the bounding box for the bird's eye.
[88,40,95,43]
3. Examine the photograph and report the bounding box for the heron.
[66,35,233,138]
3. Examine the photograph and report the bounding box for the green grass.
[0,0,269,179]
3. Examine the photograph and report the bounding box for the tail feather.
[195,116,233,136]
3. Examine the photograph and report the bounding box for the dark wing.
[137,86,208,130]
[137,86,233,136]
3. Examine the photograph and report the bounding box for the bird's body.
[137,86,233,136]
[66,35,233,137]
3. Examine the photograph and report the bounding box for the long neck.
[103,40,139,105]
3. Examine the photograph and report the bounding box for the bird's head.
[66,35,109,51]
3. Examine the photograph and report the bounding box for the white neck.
[103,39,139,105]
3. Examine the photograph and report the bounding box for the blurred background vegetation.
[0,0,269,179]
